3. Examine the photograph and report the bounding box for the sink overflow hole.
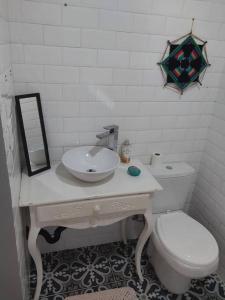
[166,165,173,170]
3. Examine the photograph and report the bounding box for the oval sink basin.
[62,146,120,182]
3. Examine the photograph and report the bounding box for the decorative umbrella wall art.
[158,19,210,94]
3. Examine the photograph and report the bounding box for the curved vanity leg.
[135,211,152,281]
[121,218,127,244]
[28,208,43,300]
[28,226,42,300]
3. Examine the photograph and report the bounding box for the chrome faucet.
[96,125,119,151]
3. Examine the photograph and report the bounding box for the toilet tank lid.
[148,162,195,179]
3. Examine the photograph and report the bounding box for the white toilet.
[148,162,219,294]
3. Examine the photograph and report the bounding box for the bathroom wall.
[9,0,222,170]
[8,0,225,253]
[0,116,23,300]
[0,0,29,298]
[190,92,225,280]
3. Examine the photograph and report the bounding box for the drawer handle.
[93,205,101,215]
[90,205,101,227]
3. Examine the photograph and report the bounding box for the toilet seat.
[153,211,219,278]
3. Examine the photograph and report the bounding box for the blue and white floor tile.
[30,240,225,300]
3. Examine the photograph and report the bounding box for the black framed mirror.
[15,93,50,176]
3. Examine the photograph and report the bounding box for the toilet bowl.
[151,211,219,294]
[148,162,219,294]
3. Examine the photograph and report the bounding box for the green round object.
[127,166,141,177]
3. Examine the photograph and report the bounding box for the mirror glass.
[16,93,50,176]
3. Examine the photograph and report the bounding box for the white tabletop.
[20,160,162,207]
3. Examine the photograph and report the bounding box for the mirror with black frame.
[15,93,50,176]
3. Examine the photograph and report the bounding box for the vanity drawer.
[36,194,151,223]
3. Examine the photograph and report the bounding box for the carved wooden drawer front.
[36,194,151,223]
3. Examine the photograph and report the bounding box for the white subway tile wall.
[7,0,225,279]
[190,94,225,280]
[0,0,28,298]
[10,0,224,168]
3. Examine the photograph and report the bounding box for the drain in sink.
[87,168,96,172]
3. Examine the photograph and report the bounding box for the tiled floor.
[30,240,225,300]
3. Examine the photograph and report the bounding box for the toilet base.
[151,244,191,294]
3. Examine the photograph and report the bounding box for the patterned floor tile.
[29,240,225,300]
[203,274,225,299]
[70,247,115,289]
[30,252,71,297]
[109,241,155,282]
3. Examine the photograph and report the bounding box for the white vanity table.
[20,160,162,300]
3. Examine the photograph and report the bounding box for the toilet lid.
[156,212,219,267]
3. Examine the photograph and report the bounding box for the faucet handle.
[103,125,119,133]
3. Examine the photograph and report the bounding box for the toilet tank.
[149,163,195,214]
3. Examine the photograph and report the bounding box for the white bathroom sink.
[62,146,120,182]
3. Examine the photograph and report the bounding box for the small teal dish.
[127,166,141,177]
